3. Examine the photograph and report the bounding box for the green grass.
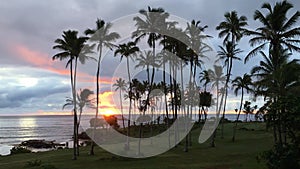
[0,122,273,169]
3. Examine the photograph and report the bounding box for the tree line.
[52,1,300,167]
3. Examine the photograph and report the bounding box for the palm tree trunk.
[90,46,102,155]
[77,107,83,156]
[74,58,79,157]
[221,60,231,139]
[120,91,125,130]
[232,88,243,142]
[126,57,132,150]
[70,60,77,160]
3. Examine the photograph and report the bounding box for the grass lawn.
[0,122,273,169]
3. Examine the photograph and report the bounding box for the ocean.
[0,116,74,155]
[0,114,255,156]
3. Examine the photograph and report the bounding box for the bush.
[10,146,31,155]
[259,144,300,169]
[24,159,42,168]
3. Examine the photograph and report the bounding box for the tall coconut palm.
[216,11,247,138]
[52,30,88,160]
[217,41,242,138]
[85,18,120,155]
[185,20,211,84]
[114,41,139,150]
[244,1,300,63]
[231,74,253,142]
[113,78,127,129]
[207,65,226,147]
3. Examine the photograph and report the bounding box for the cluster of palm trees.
[52,1,300,163]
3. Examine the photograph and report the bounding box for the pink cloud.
[10,44,91,77]
[14,44,53,67]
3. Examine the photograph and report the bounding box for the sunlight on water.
[18,117,37,128]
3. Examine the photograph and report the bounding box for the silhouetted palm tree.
[114,41,139,150]
[199,70,212,122]
[231,74,253,142]
[63,88,94,155]
[207,65,226,147]
[242,101,257,122]
[216,11,247,138]
[133,6,169,97]
[199,70,210,92]
[217,41,242,138]
[216,11,248,44]
[52,30,88,160]
[244,1,300,63]
[85,19,120,155]
[113,78,127,129]
[135,50,160,83]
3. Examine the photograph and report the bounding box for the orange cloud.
[11,44,96,78]
[99,91,116,109]
[14,44,53,67]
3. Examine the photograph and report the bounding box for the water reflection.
[17,117,38,139]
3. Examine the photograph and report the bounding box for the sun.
[101,109,116,117]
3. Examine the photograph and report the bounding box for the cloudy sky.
[0,0,299,116]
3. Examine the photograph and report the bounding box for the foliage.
[199,91,212,107]
[259,144,300,169]
[24,159,42,168]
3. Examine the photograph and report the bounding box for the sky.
[0,0,300,116]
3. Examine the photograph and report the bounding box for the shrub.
[259,144,300,169]
[24,159,42,168]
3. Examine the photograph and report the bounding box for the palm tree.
[208,65,226,113]
[207,65,226,147]
[199,70,210,92]
[216,11,248,44]
[217,41,242,138]
[114,41,139,150]
[199,70,212,122]
[135,50,160,83]
[244,1,300,63]
[216,11,247,138]
[133,6,169,94]
[251,49,300,145]
[242,101,257,122]
[113,78,127,129]
[185,20,211,85]
[231,74,253,142]
[185,21,211,147]
[52,30,88,160]
[85,19,120,155]
[63,89,94,155]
